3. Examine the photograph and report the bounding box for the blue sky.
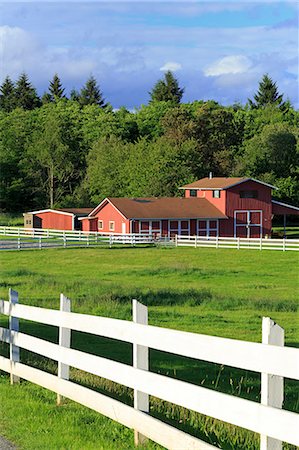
[0,1,298,108]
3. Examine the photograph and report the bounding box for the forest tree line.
[0,72,298,212]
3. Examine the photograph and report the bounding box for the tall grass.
[0,213,24,226]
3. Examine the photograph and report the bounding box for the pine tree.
[0,76,16,112]
[79,76,105,107]
[149,71,184,104]
[248,74,285,109]
[41,92,52,105]
[70,88,80,102]
[49,74,65,100]
[15,73,40,110]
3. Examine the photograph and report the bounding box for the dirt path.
[0,436,16,450]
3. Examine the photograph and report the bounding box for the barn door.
[235,211,262,238]
[248,211,262,238]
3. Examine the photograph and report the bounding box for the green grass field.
[0,246,298,449]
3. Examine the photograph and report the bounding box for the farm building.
[24,177,299,237]
[23,208,93,231]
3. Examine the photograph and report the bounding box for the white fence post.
[133,299,149,446]
[57,293,71,405]
[261,317,284,450]
[17,238,21,250]
[175,234,178,247]
[39,236,42,250]
[9,288,20,385]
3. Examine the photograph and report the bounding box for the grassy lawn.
[0,246,298,449]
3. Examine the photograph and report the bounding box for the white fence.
[176,235,299,251]
[0,226,155,250]
[0,290,298,449]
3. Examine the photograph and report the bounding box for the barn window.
[189,190,197,197]
[98,220,103,230]
[109,221,115,231]
[240,190,258,199]
[213,190,221,198]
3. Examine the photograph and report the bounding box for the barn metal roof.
[272,200,299,215]
[180,177,276,190]
[92,197,227,219]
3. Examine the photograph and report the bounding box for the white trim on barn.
[23,209,75,217]
[168,219,190,237]
[272,200,299,211]
[179,178,277,191]
[234,210,263,238]
[197,219,219,238]
[89,198,128,221]
[139,220,162,236]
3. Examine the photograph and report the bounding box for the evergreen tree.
[0,76,16,112]
[149,71,184,104]
[79,76,105,107]
[70,88,80,102]
[41,92,52,105]
[15,73,40,110]
[49,74,65,100]
[248,74,285,109]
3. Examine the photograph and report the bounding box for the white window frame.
[234,210,262,238]
[168,219,190,237]
[98,220,103,230]
[197,219,219,238]
[139,220,162,236]
[109,221,115,232]
[213,190,221,198]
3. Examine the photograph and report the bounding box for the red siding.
[220,181,272,237]
[190,219,197,235]
[35,212,73,230]
[81,219,90,232]
[184,189,226,214]
[272,203,299,216]
[95,201,130,233]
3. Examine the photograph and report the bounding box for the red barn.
[23,208,93,230]
[26,177,299,237]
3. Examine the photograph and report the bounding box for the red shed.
[24,208,92,230]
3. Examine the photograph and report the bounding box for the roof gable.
[180,177,276,190]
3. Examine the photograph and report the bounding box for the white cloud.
[160,62,182,72]
[204,55,252,77]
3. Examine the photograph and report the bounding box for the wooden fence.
[0,289,298,449]
[176,235,299,251]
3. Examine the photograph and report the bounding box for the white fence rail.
[176,235,299,251]
[0,226,155,250]
[0,290,298,449]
